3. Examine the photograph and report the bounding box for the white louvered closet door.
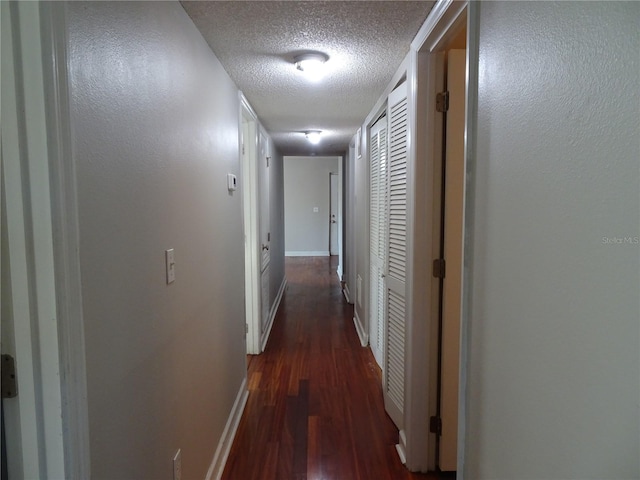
[369,115,387,368]
[383,82,408,429]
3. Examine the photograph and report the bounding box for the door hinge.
[266,156,271,168]
[430,416,442,436]
[432,258,446,279]
[242,144,245,155]
[2,354,18,399]
[245,323,249,335]
[436,91,449,113]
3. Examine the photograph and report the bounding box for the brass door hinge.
[436,91,449,113]
[433,258,446,279]
[2,354,18,398]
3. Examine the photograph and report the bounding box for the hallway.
[222,257,444,480]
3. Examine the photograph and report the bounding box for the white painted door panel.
[383,82,408,430]
[330,173,339,255]
[369,116,388,368]
[258,130,271,335]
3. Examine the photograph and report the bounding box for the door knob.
[262,244,269,251]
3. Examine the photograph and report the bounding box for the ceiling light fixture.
[294,52,329,80]
[305,131,322,145]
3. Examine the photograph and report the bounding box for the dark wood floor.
[222,256,449,480]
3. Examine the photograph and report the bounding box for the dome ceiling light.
[305,131,322,145]
[294,52,329,81]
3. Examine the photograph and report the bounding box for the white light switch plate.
[166,249,175,284]
[313,207,319,213]
[227,173,237,191]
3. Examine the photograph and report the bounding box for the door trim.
[2,2,84,477]
[40,3,92,477]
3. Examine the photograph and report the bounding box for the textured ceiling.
[181,1,435,156]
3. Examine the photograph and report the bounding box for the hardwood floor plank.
[292,380,309,478]
[306,415,320,478]
[222,257,449,480]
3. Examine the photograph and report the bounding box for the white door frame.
[2,2,90,478]
[336,157,344,281]
[239,95,261,355]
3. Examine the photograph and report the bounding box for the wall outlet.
[173,449,182,480]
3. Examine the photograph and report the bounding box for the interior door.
[369,115,388,368]
[438,49,466,471]
[241,109,261,355]
[383,81,408,429]
[258,129,271,336]
[329,173,339,255]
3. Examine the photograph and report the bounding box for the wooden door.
[439,48,466,471]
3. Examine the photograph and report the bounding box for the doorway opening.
[400,1,471,472]
[418,15,468,475]
[432,27,467,473]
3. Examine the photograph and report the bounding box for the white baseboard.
[396,429,407,465]
[205,377,249,480]
[343,283,352,304]
[260,277,287,352]
[285,251,329,257]
[353,311,368,347]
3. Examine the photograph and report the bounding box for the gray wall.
[67,2,249,477]
[284,156,339,255]
[464,2,640,478]
[343,144,357,302]
[268,142,286,303]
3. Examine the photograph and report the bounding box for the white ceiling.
[181,1,435,156]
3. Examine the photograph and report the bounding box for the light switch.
[313,207,319,213]
[227,173,237,191]
[165,249,175,284]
